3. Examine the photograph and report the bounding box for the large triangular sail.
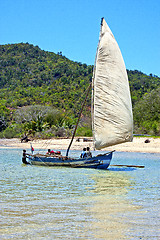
[92,18,133,149]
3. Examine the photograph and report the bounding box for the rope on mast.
[66,82,92,157]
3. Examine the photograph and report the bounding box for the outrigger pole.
[66,82,92,157]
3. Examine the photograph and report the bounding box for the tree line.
[0,43,160,138]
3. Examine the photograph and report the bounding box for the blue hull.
[25,151,114,169]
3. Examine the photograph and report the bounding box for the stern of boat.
[95,151,114,169]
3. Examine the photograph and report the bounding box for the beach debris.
[83,138,93,142]
[144,139,150,143]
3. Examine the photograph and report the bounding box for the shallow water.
[0,149,159,239]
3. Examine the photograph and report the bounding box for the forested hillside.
[0,43,160,138]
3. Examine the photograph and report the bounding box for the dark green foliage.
[128,70,160,105]
[0,103,11,132]
[0,43,160,137]
[133,87,160,135]
[0,43,92,117]
[127,70,160,135]
[0,116,7,131]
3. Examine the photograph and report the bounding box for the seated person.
[46,149,55,155]
[80,148,87,158]
[86,147,92,157]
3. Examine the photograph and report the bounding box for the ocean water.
[0,148,159,240]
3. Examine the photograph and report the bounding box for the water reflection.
[0,149,159,239]
[85,171,139,239]
[0,164,137,240]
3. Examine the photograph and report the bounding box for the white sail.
[93,18,133,149]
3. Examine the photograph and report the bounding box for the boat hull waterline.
[22,151,114,169]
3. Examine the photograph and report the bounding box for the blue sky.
[0,0,160,76]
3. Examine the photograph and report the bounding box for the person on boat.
[86,147,92,158]
[47,149,51,154]
[47,149,55,155]
[31,146,34,154]
[80,148,87,158]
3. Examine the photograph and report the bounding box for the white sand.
[0,137,160,153]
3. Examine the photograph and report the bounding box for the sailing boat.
[22,18,133,169]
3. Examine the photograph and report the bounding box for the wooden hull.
[24,151,114,169]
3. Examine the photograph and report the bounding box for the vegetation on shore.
[0,43,160,138]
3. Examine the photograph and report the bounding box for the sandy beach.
[0,137,159,153]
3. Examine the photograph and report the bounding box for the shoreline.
[0,137,160,153]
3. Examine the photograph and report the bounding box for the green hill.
[0,43,92,111]
[0,43,160,137]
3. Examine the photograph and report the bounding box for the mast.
[66,82,92,157]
